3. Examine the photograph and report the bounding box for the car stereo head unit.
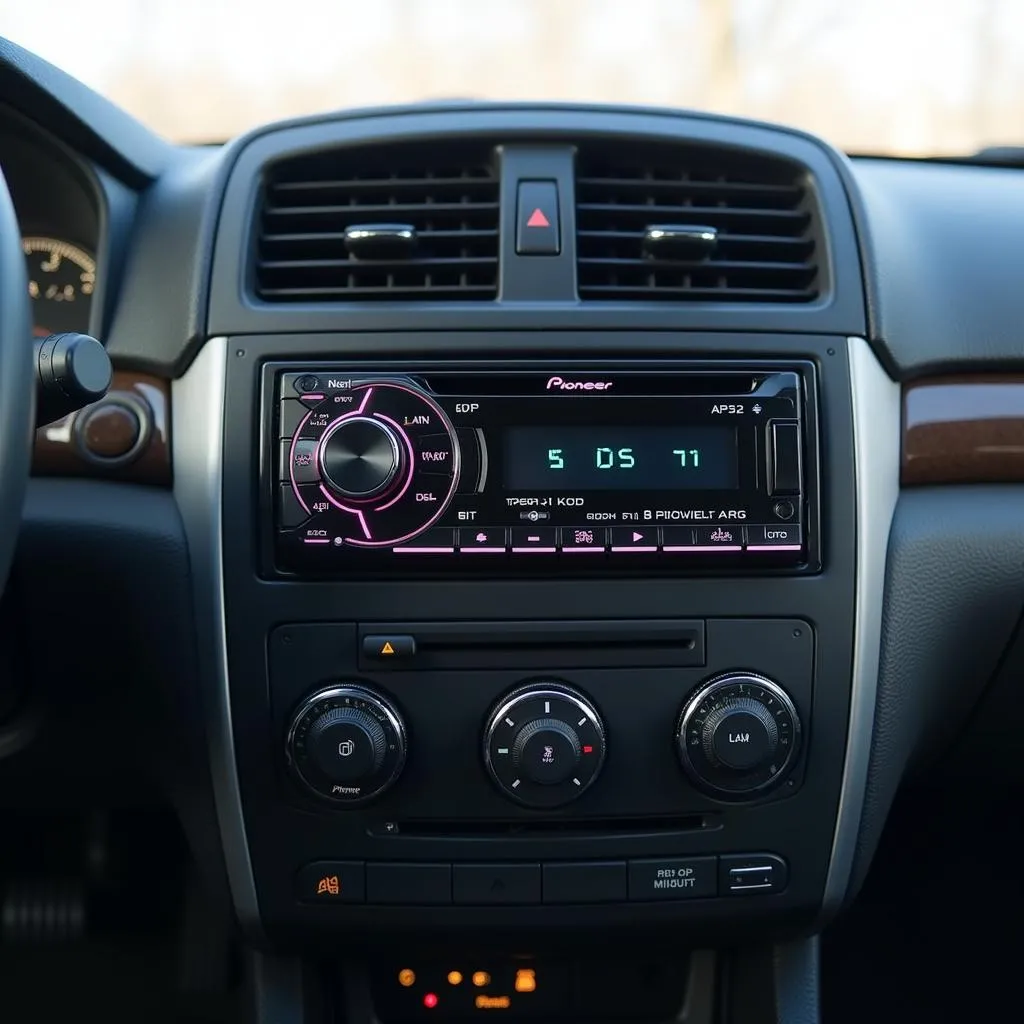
[265,362,818,576]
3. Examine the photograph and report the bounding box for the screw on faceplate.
[793,628,802,638]
[236,349,245,357]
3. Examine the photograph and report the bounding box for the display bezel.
[261,360,819,579]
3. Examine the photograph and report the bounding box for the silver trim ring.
[285,684,408,804]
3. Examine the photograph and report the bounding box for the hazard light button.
[516,180,560,255]
[362,634,417,662]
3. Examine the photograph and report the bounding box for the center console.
[188,327,862,952]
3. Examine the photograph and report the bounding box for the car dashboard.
[1,37,1023,1024]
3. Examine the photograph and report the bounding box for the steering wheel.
[0,168,35,591]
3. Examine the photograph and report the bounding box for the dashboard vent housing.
[575,143,820,302]
[254,143,499,302]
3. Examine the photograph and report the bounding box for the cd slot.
[366,813,716,839]
[358,619,705,670]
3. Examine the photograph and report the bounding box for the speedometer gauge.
[22,236,96,338]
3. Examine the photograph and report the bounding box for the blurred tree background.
[2,0,1022,153]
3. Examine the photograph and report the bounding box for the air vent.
[576,144,820,302]
[254,143,499,302]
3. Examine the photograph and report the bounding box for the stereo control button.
[417,433,455,475]
[281,438,320,484]
[769,421,802,495]
[511,527,557,553]
[610,526,657,551]
[662,527,696,551]
[746,524,802,550]
[278,484,310,529]
[458,527,508,553]
[560,527,607,552]
[279,398,308,438]
[693,526,742,550]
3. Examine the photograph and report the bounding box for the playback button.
[458,527,508,553]
[560,527,608,553]
[610,527,658,552]
[510,527,557,553]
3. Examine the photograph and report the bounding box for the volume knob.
[676,673,800,799]
[286,685,407,805]
[320,416,401,500]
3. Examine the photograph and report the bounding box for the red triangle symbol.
[526,207,550,228]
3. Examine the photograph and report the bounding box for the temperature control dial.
[286,685,407,805]
[483,683,606,808]
[283,378,460,548]
[675,673,800,799]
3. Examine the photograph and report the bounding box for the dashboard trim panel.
[823,336,899,912]
[172,335,260,931]
[903,376,1024,486]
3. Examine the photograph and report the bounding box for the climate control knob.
[320,416,402,500]
[676,673,800,799]
[286,685,407,805]
[483,682,606,808]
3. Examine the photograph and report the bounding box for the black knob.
[34,332,112,427]
[287,685,407,805]
[320,416,401,499]
[702,698,779,771]
[512,717,582,785]
[307,705,387,782]
[676,673,800,799]
[484,683,605,808]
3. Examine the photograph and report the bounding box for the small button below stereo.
[628,857,717,901]
[511,527,557,553]
[362,634,417,662]
[560,527,607,553]
[693,526,742,551]
[458,527,507,553]
[720,854,788,895]
[453,864,540,905]
[295,861,365,903]
[746,524,803,551]
[610,526,657,552]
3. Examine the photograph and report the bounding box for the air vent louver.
[255,143,499,302]
[576,144,820,302]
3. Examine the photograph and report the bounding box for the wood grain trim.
[33,371,171,486]
[903,376,1024,486]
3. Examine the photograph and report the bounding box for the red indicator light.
[583,745,594,754]
[423,993,439,1009]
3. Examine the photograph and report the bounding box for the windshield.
[2,0,1021,155]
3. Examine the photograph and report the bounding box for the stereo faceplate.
[265,362,818,576]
